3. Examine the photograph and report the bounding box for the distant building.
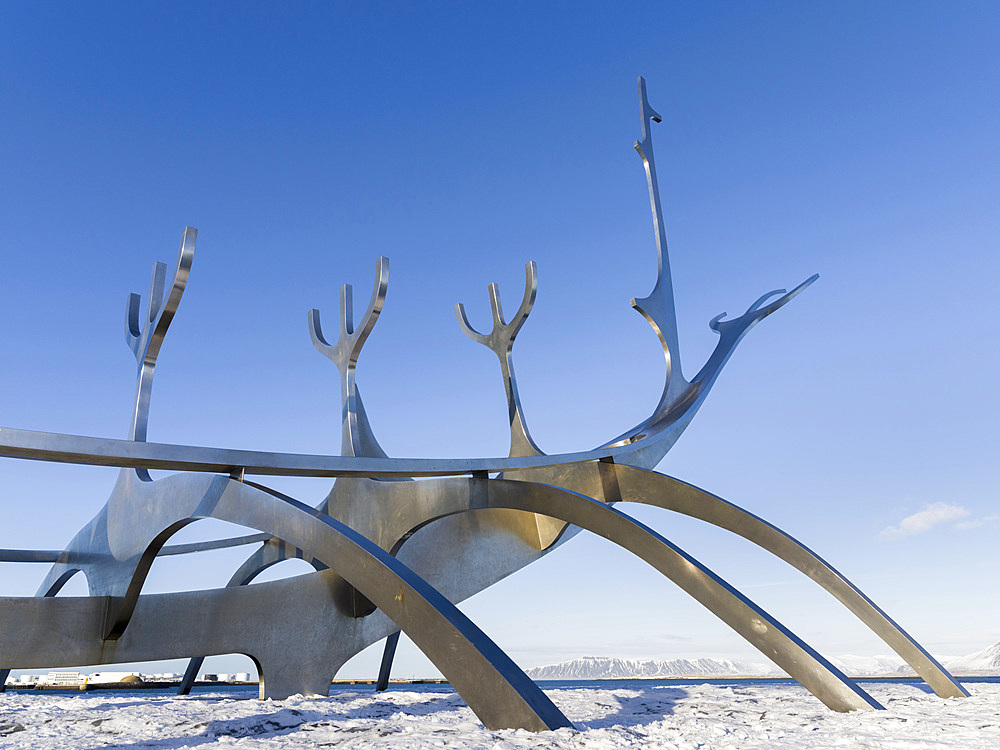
[40,671,84,686]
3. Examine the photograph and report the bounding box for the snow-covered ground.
[2,682,998,749]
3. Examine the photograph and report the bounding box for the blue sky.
[1,1,998,678]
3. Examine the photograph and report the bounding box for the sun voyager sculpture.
[0,78,967,731]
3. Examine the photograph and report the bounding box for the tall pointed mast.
[630,77,687,406]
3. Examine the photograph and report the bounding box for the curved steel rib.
[381,476,880,712]
[39,473,569,731]
[511,461,966,699]
[609,465,968,699]
[219,479,572,730]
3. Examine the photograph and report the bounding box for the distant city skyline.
[0,2,997,680]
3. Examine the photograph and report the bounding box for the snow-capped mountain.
[812,643,1000,676]
[946,642,1000,674]
[525,656,777,680]
[826,654,912,676]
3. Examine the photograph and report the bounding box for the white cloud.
[955,515,1000,531]
[881,502,970,538]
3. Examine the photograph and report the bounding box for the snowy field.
[2,681,998,749]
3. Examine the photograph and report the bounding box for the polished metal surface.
[0,78,962,727]
[178,530,327,694]
[6,472,571,730]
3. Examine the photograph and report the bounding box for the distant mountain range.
[526,643,1000,679]
[525,656,777,680]
[828,644,1000,676]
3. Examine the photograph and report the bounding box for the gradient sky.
[1,2,998,679]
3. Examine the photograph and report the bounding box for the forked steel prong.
[124,227,196,449]
[309,256,389,458]
[309,256,388,375]
[456,261,541,457]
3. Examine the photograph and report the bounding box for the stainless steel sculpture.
[0,78,967,731]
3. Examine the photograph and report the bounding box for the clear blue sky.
[1,1,998,678]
